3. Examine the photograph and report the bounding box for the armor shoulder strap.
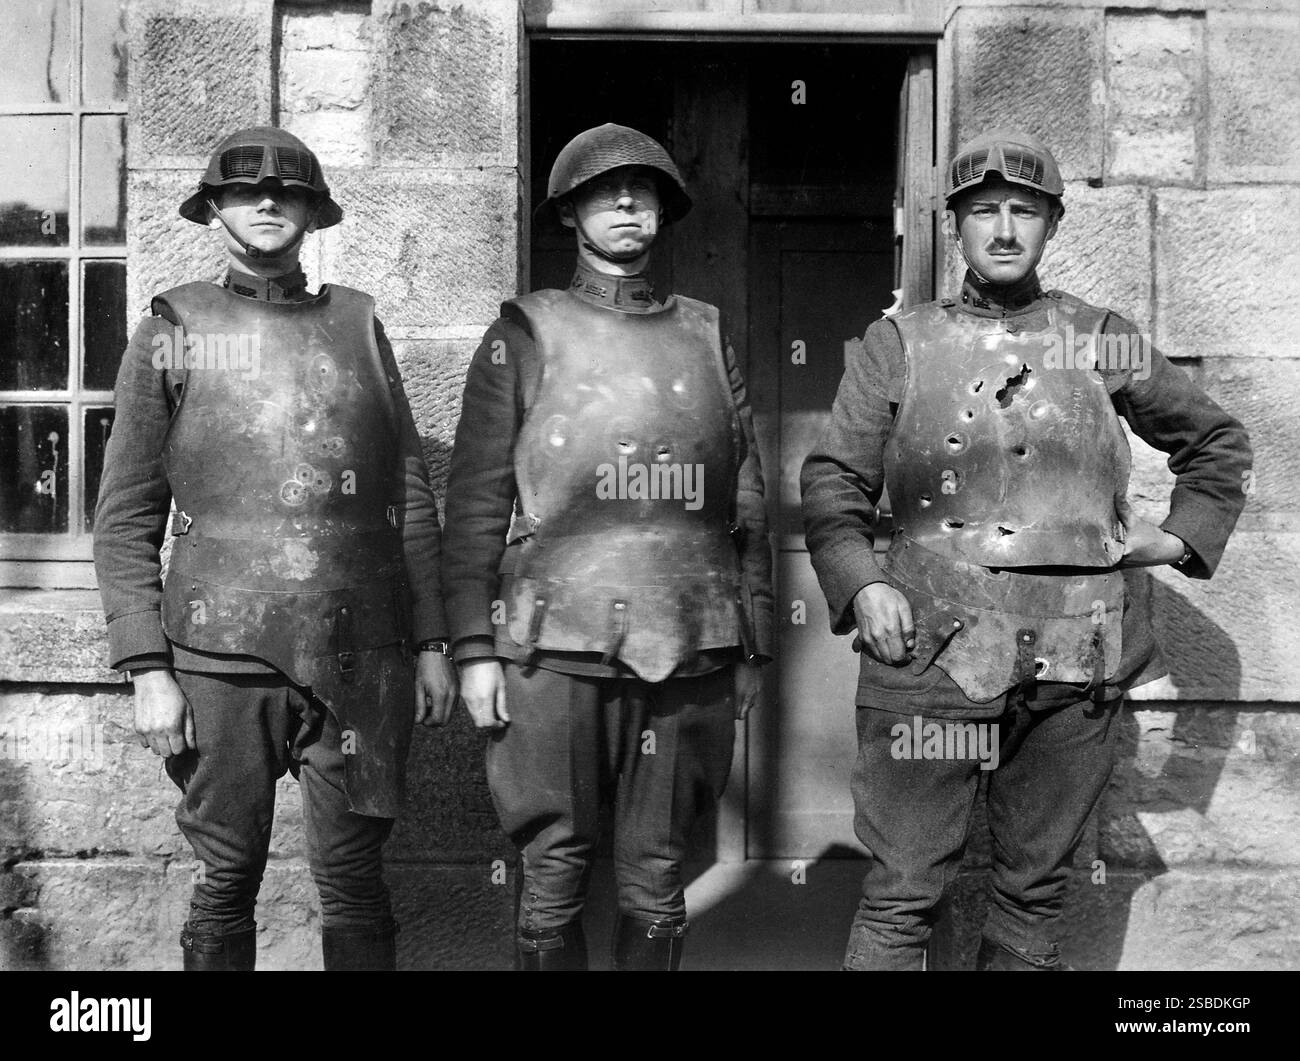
[318,283,376,316]
[890,298,957,347]
[151,280,227,323]
[502,289,567,326]
[670,293,720,325]
[1047,289,1109,334]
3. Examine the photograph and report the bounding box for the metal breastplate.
[879,296,1130,701]
[157,282,409,684]
[886,297,1129,567]
[504,289,743,682]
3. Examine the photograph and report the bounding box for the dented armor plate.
[879,295,1130,701]
[886,296,1130,568]
[504,289,744,682]
[156,281,409,816]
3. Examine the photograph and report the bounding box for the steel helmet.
[179,126,343,228]
[945,129,1065,216]
[536,123,692,227]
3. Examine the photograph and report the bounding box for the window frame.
[0,0,127,588]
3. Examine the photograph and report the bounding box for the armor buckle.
[601,599,629,666]
[1015,627,1038,695]
[336,605,356,683]
[171,510,193,536]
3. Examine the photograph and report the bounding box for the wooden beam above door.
[523,0,943,39]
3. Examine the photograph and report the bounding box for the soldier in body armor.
[443,124,774,971]
[93,127,457,971]
[802,130,1251,971]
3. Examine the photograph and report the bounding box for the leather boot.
[516,922,588,971]
[321,919,398,971]
[180,924,257,971]
[975,936,1065,971]
[612,915,687,971]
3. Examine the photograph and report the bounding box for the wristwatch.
[1171,541,1195,571]
[417,639,450,655]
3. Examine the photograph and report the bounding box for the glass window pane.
[0,404,69,533]
[82,114,126,244]
[83,260,126,389]
[84,405,114,531]
[0,115,70,247]
[81,0,128,103]
[0,261,70,391]
[0,0,71,104]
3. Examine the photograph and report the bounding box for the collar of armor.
[223,267,311,303]
[568,262,658,313]
[958,270,1046,317]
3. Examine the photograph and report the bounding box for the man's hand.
[415,651,458,727]
[734,660,762,720]
[852,582,916,664]
[1115,496,1187,567]
[458,658,510,729]
[132,669,195,758]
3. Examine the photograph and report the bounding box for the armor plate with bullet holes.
[887,296,1130,568]
[153,281,411,814]
[502,290,745,682]
[879,295,1130,700]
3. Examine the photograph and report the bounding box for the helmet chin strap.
[207,198,310,263]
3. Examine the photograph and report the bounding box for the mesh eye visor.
[179,127,344,228]
[945,134,1065,215]
[218,143,319,184]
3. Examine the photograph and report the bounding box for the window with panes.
[0,0,127,587]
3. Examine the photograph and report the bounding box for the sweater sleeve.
[92,315,177,669]
[799,317,904,634]
[374,317,448,641]
[441,317,532,659]
[1106,313,1253,579]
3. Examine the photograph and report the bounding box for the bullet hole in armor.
[1029,401,1050,421]
[919,493,933,507]
[943,517,964,530]
[1035,658,1049,677]
[280,480,308,506]
[618,439,636,455]
[655,445,672,462]
[946,433,966,453]
[1012,444,1031,458]
[295,463,315,483]
[961,409,975,421]
[970,380,984,395]
[995,364,1032,408]
[997,525,1015,536]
